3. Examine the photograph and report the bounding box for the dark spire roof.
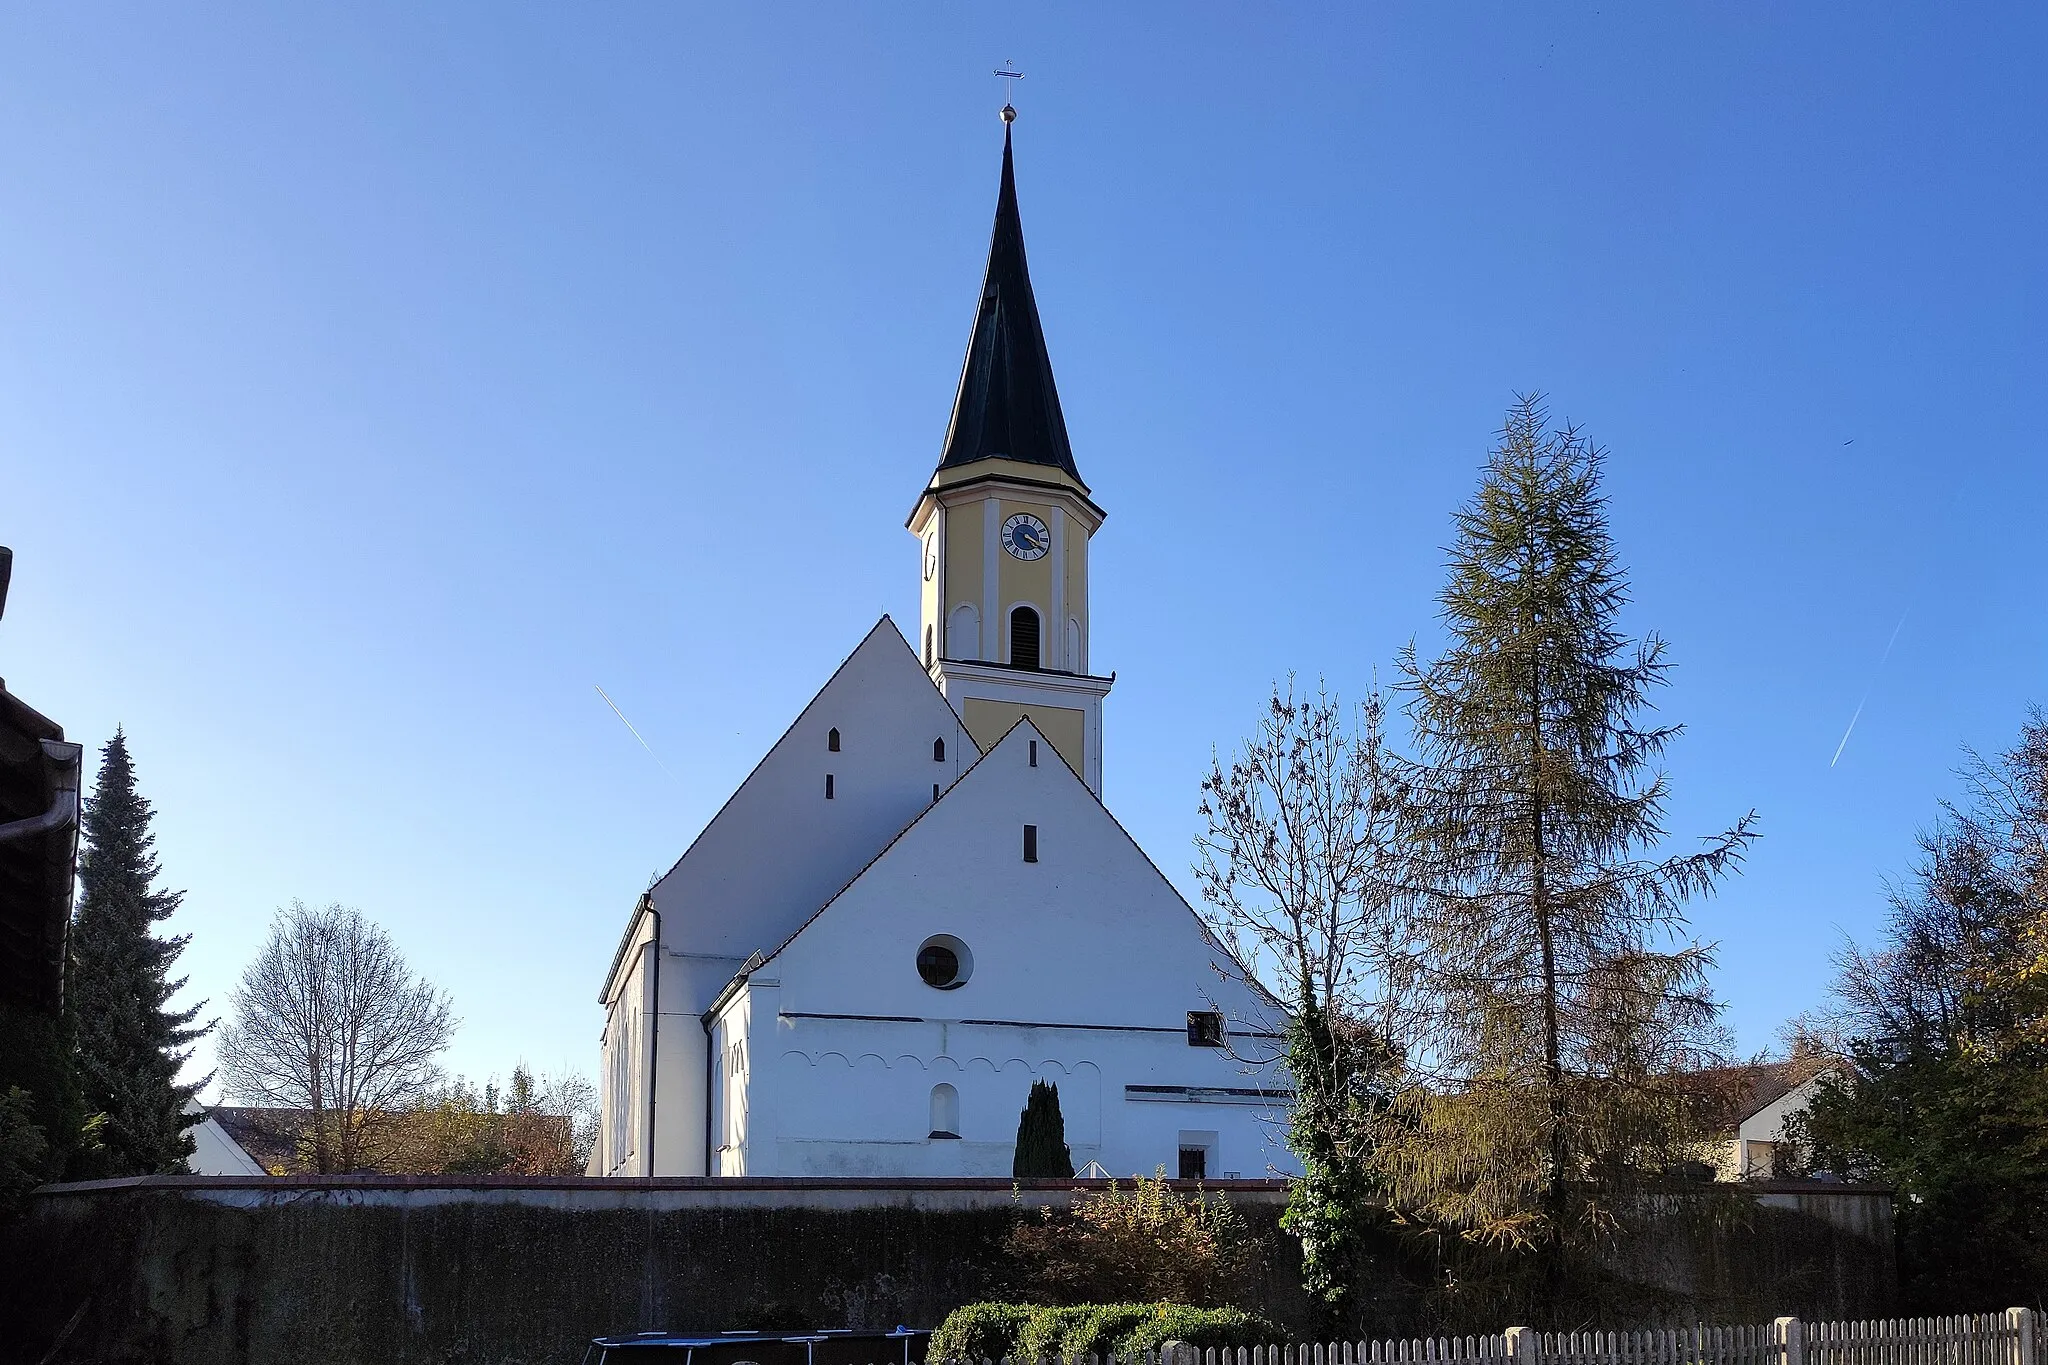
[936,120,1080,482]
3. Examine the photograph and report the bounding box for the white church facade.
[594,114,1299,1182]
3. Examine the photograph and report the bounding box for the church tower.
[909,109,1112,795]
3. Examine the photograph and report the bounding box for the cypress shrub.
[1012,1079,1073,1179]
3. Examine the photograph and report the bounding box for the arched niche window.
[929,1083,960,1139]
[1009,606,1041,670]
[947,604,979,660]
[827,727,840,752]
[933,737,946,763]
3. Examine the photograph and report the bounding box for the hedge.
[932,1303,1285,1362]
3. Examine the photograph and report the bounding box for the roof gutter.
[0,739,84,844]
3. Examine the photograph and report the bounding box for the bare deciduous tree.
[216,901,456,1173]
[1195,679,1413,1329]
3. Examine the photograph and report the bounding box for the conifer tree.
[1384,396,1755,1316]
[1012,1078,1073,1179]
[68,730,209,1173]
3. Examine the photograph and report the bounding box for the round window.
[916,934,972,990]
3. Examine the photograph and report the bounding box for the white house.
[182,1100,267,1177]
[594,113,1300,1181]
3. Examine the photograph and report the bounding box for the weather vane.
[994,61,1022,122]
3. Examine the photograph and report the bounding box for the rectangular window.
[1177,1146,1207,1181]
[1023,824,1038,862]
[933,782,941,802]
[1029,739,1038,767]
[825,774,835,799]
[1186,1011,1225,1047]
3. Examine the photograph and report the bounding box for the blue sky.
[3,5,2042,1090]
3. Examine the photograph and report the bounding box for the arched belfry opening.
[1009,606,1040,670]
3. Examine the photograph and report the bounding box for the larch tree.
[1195,680,1412,1328]
[1385,396,1755,1318]
[68,729,210,1174]
[216,901,455,1173]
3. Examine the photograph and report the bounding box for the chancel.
[594,110,1298,1180]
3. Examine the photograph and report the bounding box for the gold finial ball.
[1000,103,1016,124]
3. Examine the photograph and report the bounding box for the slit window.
[1029,740,1038,767]
[1187,1011,1225,1048]
[827,728,840,752]
[934,737,946,762]
[924,625,934,668]
[1009,606,1040,669]
[932,782,940,802]
[1023,824,1038,862]
[825,774,835,799]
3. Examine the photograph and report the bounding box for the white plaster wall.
[599,947,648,1175]
[183,1103,265,1177]
[734,720,1299,1180]
[648,618,975,979]
[1738,1071,1834,1146]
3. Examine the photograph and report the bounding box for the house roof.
[1684,1056,1842,1135]
[934,118,1080,483]
[0,682,78,1016]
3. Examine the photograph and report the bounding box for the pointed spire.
[936,113,1080,482]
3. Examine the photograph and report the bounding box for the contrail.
[1829,700,1866,769]
[1829,613,1908,769]
[595,684,676,781]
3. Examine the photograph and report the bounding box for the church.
[593,113,1299,1182]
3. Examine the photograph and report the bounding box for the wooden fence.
[963,1309,2039,1365]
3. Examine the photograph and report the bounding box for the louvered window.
[1009,606,1040,669]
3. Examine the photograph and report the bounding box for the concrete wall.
[0,1176,1894,1365]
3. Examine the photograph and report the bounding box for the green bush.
[931,1302,1036,1363]
[1014,1304,1102,1359]
[1114,1305,1283,1354]
[933,1302,1285,1361]
[1052,1304,1160,1358]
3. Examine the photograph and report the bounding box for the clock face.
[1002,512,1050,561]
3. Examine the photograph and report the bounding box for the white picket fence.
[965,1308,2040,1365]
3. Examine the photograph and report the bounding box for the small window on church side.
[1023,824,1038,862]
[1029,740,1037,767]
[932,782,940,803]
[828,727,840,752]
[934,737,946,762]
[1177,1146,1208,1181]
[825,774,835,799]
[1187,1011,1225,1048]
[924,625,934,668]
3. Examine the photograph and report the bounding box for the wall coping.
[30,1173,1890,1198]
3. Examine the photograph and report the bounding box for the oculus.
[916,934,973,990]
